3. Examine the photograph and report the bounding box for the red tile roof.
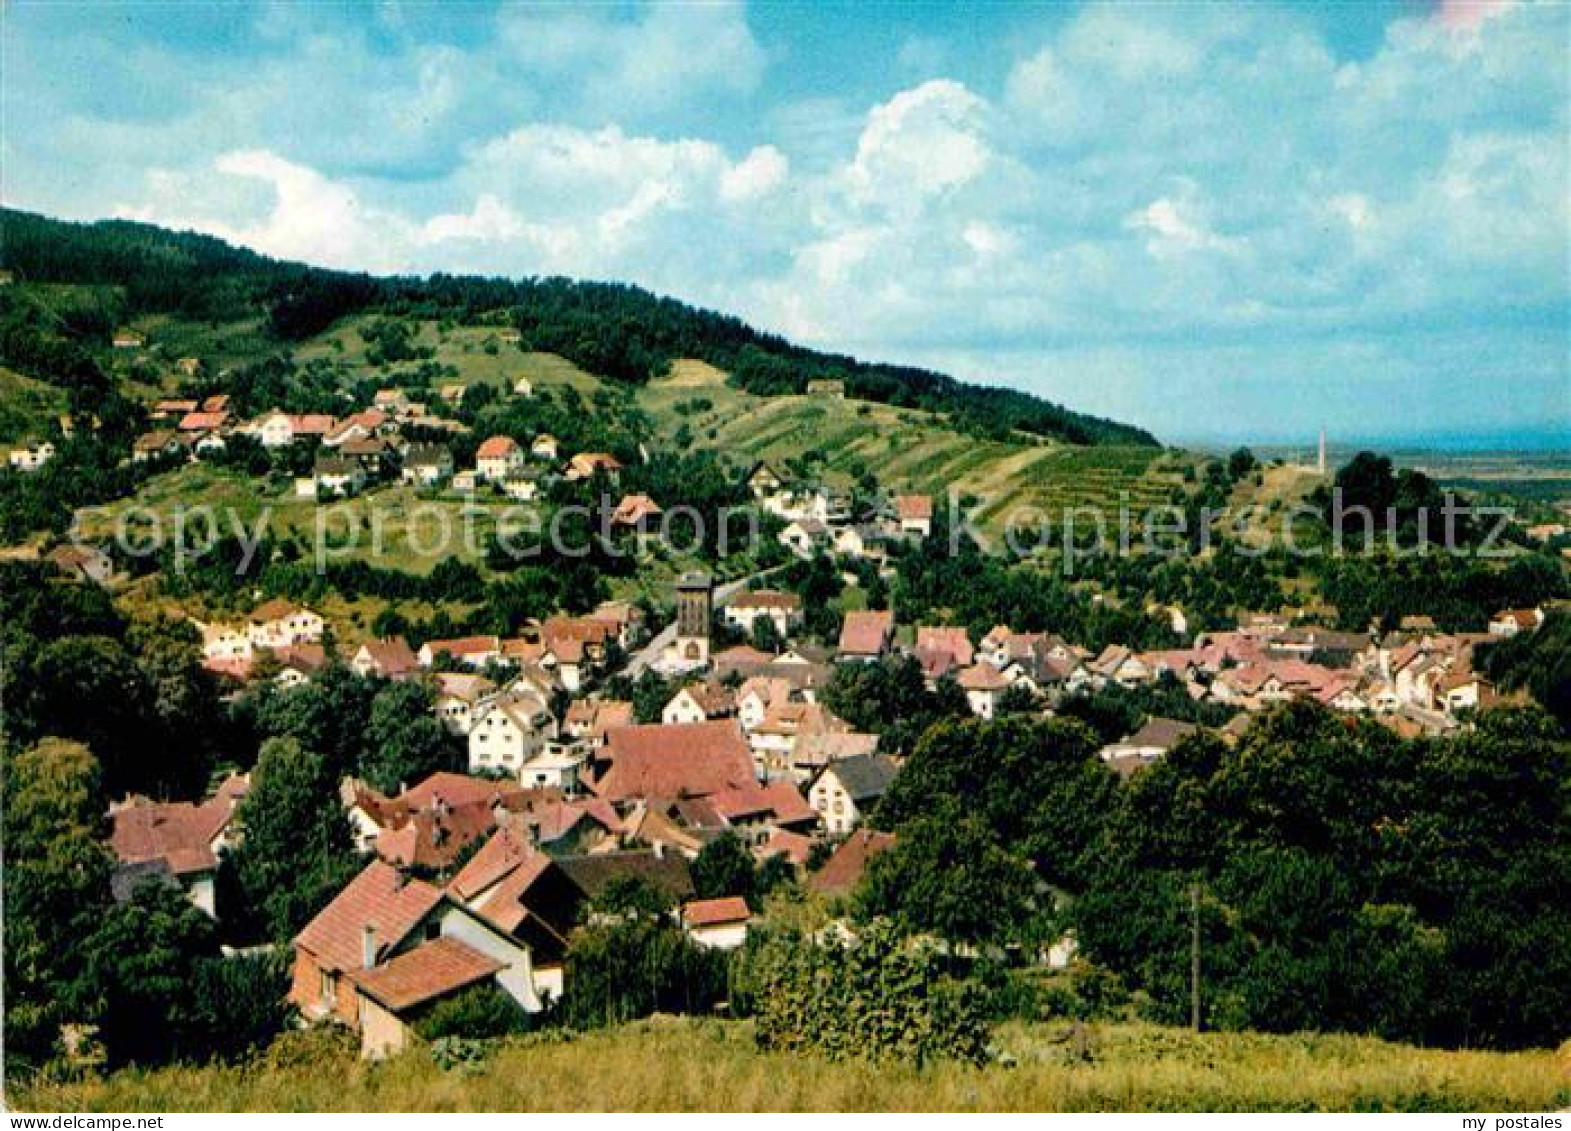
[809,829,896,897]
[894,494,934,521]
[250,597,305,623]
[838,610,893,656]
[916,626,974,667]
[682,896,751,928]
[447,827,537,902]
[178,411,228,432]
[110,797,231,876]
[287,414,336,435]
[957,663,1010,691]
[593,721,756,802]
[758,829,814,867]
[358,636,419,678]
[423,634,501,659]
[728,589,802,611]
[348,936,502,1013]
[477,435,520,460]
[611,494,662,525]
[708,780,816,827]
[295,860,444,972]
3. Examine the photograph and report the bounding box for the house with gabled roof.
[468,692,558,779]
[723,589,804,638]
[290,859,547,1058]
[432,671,497,735]
[1488,608,1544,638]
[420,634,502,669]
[109,774,249,918]
[565,451,623,482]
[477,436,524,482]
[352,636,420,681]
[681,897,752,950]
[1099,717,1198,776]
[894,493,934,537]
[956,662,1010,718]
[809,754,897,836]
[662,681,737,726]
[611,493,663,529]
[838,609,894,662]
[247,599,325,650]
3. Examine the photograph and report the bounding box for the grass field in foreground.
[14,1018,1568,1113]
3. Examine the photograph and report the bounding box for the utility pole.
[1190,882,1202,1032]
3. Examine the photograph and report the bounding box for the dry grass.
[13,1018,1568,1113]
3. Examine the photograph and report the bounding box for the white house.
[247,601,325,650]
[401,445,453,487]
[433,672,496,736]
[894,494,934,538]
[477,436,525,482]
[778,519,828,559]
[808,754,896,837]
[680,897,752,951]
[1488,608,1544,638]
[723,590,804,639]
[662,683,735,726]
[516,745,586,792]
[468,695,557,778]
[956,663,1009,718]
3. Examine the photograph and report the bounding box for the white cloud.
[845,81,991,211]
[31,0,1565,441]
[720,146,789,203]
[1123,195,1239,257]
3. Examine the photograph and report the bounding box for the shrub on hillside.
[745,918,992,1066]
[413,983,532,1042]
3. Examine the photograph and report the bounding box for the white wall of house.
[436,906,541,1011]
[809,772,863,836]
[468,705,552,775]
[688,921,749,950]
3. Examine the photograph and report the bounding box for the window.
[319,968,337,1007]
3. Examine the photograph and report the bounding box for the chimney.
[361,924,377,969]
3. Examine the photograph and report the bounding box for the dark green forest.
[0,208,1156,446]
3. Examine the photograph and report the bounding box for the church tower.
[674,571,712,666]
[1317,428,1327,476]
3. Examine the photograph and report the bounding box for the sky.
[3,0,1568,447]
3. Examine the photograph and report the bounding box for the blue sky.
[3,0,1567,446]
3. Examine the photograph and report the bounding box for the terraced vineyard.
[640,360,1192,542]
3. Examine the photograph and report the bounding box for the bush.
[413,982,532,1042]
[745,918,992,1066]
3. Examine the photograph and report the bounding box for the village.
[85,382,1555,1058]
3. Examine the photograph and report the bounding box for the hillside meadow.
[13,1018,1569,1113]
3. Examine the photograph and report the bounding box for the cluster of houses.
[64,368,1557,1059]
[98,547,1559,1059]
[124,381,642,510]
[746,460,934,562]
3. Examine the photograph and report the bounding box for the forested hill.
[0,208,1157,446]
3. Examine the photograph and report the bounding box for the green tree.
[224,736,359,942]
[1,738,111,1072]
[360,679,455,793]
[81,883,218,1067]
[691,832,757,904]
[859,802,1041,948]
